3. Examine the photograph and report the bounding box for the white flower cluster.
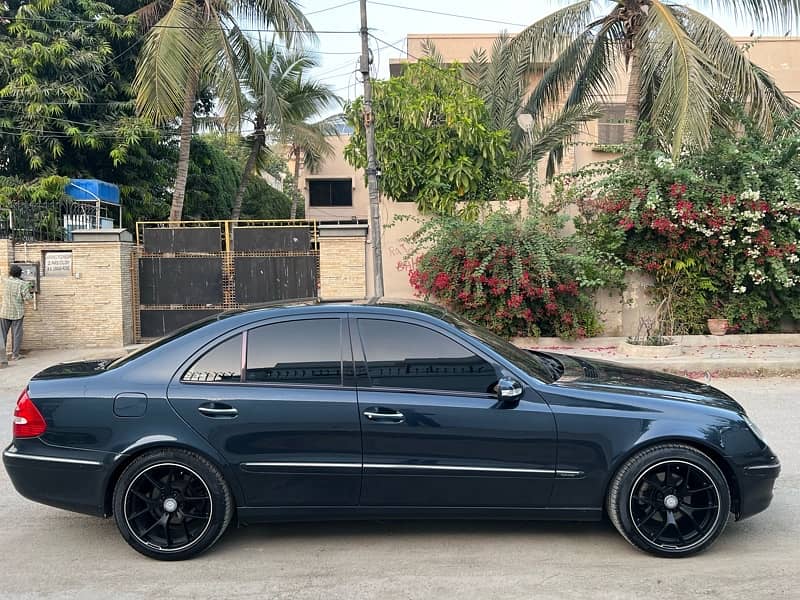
[740,189,761,202]
[654,155,674,170]
[747,248,761,258]
[733,285,747,294]
[749,269,767,285]
[789,254,800,264]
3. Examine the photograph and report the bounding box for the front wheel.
[607,443,731,557]
[112,448,233,560]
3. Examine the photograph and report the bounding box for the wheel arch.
[103,442,243,519]
[602,436,741,517]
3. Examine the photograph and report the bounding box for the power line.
[367,1,526,28]
[307,0,359,16]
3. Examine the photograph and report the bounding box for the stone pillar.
[318,225,367,300]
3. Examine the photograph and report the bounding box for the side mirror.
[495,377,523,403]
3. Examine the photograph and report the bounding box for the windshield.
[436,310,556,383]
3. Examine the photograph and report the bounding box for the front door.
[167,316,362,507]
[351,316,557,508]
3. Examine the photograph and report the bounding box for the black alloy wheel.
[113,448,233,560]
[607,443,731,557]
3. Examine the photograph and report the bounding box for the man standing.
[0,265,32,367]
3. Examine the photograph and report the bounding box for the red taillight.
[13,388,47,438]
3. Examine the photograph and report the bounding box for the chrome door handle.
[198,406,238,417]
[363,410,405,422]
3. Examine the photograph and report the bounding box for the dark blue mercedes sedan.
[3,300,780,560]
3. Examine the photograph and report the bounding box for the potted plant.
[620,316,683,358]
[707,300,728,336]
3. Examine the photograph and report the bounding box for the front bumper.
[735,456,781,520]
[3,443,110,517]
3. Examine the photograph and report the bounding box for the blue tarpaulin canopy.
[65,179,121,205]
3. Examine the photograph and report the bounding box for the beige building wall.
[298,136,369,222]
[0,239,134,351]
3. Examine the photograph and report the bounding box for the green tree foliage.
[131,0,313,221]
[183,135,293,221]
[0,0,172,226]
[231,41,339,221]
[343,59,524,219]
[513,1,799,162]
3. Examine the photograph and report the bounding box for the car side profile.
[3,300,780,560]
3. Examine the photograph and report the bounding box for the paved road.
[0,354,797,599]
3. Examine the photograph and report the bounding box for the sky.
[297,0,758,113]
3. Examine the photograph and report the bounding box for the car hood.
[543,352,744,413]
[32,358,117,380]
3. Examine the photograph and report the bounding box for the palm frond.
[689,0,800,33]
[203,4,245,130]
[134,1,167,29]
[233,0,316,46]
[681,7,798,133]
[523,104,602,179]
[523,22,621,122]
[510,0,594,66]
[640,0,717,157]
[133,0,203,125]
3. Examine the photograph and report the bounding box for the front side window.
[357,319,498,394]
[182,334,242,383]
[246,319,342,385]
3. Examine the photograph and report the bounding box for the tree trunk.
[623,42,642,143]
[289,146,301,219]
[169,72,198,222]
[231,126,264,221]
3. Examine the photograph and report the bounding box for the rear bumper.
[3,443,109,517]
[735,458,781,520]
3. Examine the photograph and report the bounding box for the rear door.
[167,315,362,507]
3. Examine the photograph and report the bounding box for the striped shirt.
[0,277,32,320]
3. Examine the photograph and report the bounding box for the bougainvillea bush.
[559,118,800,333]
[406,209,624,338]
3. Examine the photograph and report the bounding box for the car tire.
[112,448,233,561]
[606,443,730,558]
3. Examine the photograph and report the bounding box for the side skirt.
[236,506,603,525]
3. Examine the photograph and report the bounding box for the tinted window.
[309,179,353,207]
[246,319,342,385]
[357,319,498,394]
[182,334,242,383]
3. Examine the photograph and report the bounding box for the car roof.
[219,297,451,322]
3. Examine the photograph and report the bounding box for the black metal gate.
[133,220,319,340]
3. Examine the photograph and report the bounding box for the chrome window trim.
[238,461,579,477]
[3,450,102,466]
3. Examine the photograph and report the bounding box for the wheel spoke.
[183,518,192,544]
[650,520,670,541]
[686,484,714,494]
[143,472,162,490]
[678,506,702,532]
[636,508,660,527]
[183,512,210,521]
[129,507,151,520]
[131,490,157,504]
[164,513,172,547]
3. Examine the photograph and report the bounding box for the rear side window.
[182,334,242,382]
[356,319,498,394]
[246,319,342,385]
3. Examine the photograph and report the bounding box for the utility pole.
[359,0,384,297]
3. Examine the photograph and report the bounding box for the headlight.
[742,414,766,444]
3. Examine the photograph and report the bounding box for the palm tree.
[460,35,600,178]
[511,1,799,162]
[131,0,313,221]
[231,43,340,221]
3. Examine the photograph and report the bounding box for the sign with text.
[44,252,73,277]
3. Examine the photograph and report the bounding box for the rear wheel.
[112,448,233,560]
[607,444,730,557]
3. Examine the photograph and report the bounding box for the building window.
[309,179,353,207]
[597,104,626,145]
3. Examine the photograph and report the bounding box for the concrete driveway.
[0,351,796,599]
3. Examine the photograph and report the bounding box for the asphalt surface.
[0,352,797,599]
